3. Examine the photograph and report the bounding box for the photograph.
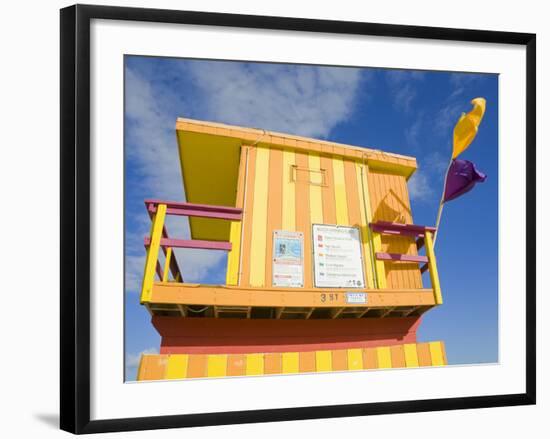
[124,56,498,382]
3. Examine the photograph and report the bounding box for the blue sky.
[124,56,499,381]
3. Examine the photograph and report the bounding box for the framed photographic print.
[60,4,536,434]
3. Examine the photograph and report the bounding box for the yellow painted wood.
[347,348,363,370]
[140,203,167,303]
[245,353,264,375]
[424,231,443,304]
[332,156,349,225]
[308,153,323,225]
[282,352,299,374]
[162,247,172,282]
[165,354,189,379]
[282,149,296,231]
[376,346,392,369]
[429,341,445,366]
[403,344,419,368]
[315,350,332,372]
[225,220,242,285]
[207,354,228,377]
[372,232,387,289]
[249,147,270,286]
[355,163,375,289]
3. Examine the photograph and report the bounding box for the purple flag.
[443,159,487,203]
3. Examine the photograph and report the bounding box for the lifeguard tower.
[137,118,447,380]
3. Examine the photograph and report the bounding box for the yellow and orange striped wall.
[137,341,447,381]
[176,119,425,293]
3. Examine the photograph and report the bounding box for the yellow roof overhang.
[176,118,418,242]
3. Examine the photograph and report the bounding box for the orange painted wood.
[264,353,283,374]
[367,169,422,290]
[265,148,283,287]
[299,351,316,373]
[137,355,168,380]
[239,146,256,287]
[331,349,348,371]
[295,151,312,288]
[362,347,378,369]
[390,345,406,368]
[226,354,246,376]
[186,354,208,378]
[320,154,337,225]
[416,342,432,366]
[150,284,436,309]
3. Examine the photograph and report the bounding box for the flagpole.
[433,158,453,247]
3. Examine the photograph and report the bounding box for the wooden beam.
[331,307,345,319]
[356,308,370,318]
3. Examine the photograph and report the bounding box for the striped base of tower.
[136,341,446,381]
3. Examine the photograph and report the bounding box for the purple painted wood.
[375,252,429,263]
[156,261,163,280]
[144,237,232,251]
[370,221,437,237]
[145,199,243,221]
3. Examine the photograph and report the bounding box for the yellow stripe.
[315,350,332,372]
[347,348,363,370]
[424,231,443,304]
[403,344,419,367]
[282,149,296,231]
[376,346,392,369]
[249,147,270,286]
[308,153,323,225]
[207,355,228,377]
[226,221,242,285]
[282,352,299,374]
[165,354,188,379]
[332,156,349,225]
[355,163,374,289]
[162,247,172,282]
[140,203,167,303]
[429,341,445,366]
[245,353,264,375]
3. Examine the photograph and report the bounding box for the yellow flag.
[452,97,486,159]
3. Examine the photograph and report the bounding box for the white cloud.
[124,60,365,291]
[183,61,363,138]
[385,70,425,113]
[408,169,434,202]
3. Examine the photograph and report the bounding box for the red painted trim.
[153,316,422,355]
[375,252,429,263]
[144,237,232,251]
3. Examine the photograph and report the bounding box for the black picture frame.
[60,4,536,434]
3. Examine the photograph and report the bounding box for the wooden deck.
[142,282,437,319]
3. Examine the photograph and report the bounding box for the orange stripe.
[344,159,361,227]
[295,151,312,288]
[416,343,432,366]
[264,352,282,374]
[299,351,316,373]
[137,355,168,380]
[265,148,283,286]
[390,345,406,368]
[226,354,246,376]
[239,147,256,287]
[362,347,378,369]
[332,349,348,371]
[186,354,208,378]
[320,155,336,224]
